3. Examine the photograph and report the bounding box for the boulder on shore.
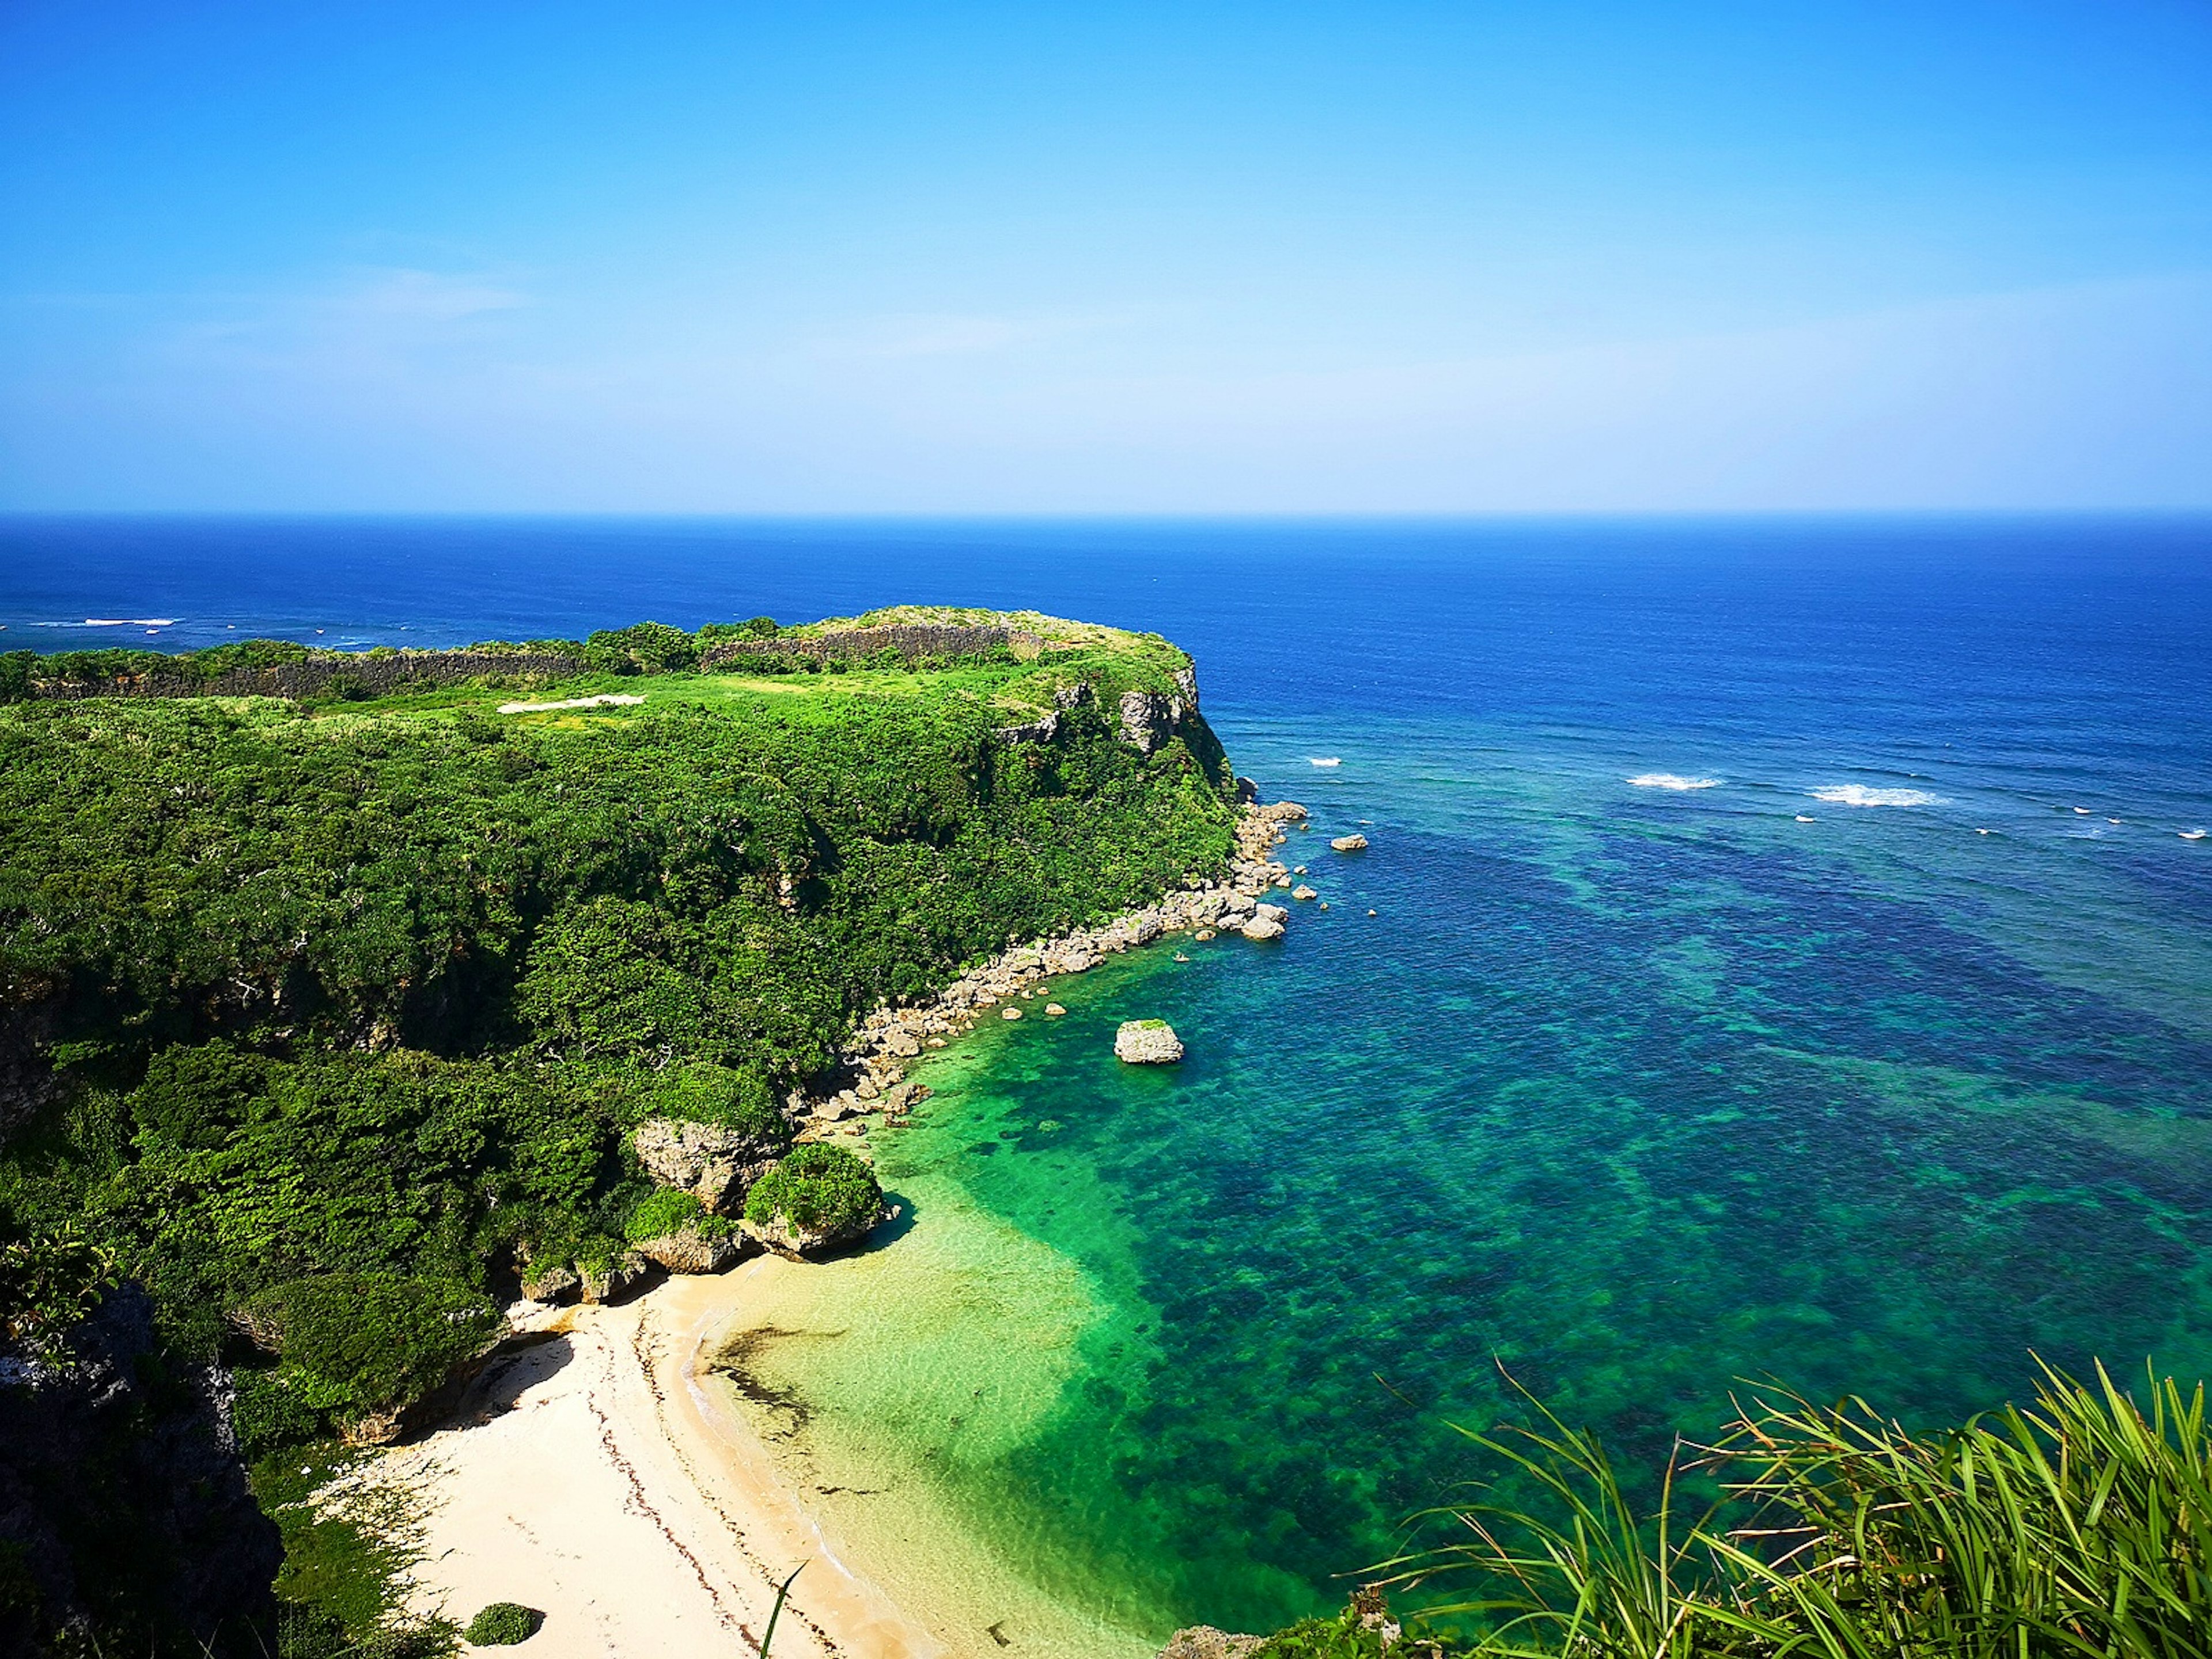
[579,1250,651,1304]
[1240,915,1285,941]
[632,1222,751,1275]
[1115,1019,1185,1063]
[631,1116,781,1213]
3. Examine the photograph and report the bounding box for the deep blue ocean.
[6,514,2211,1636]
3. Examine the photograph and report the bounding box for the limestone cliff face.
[0,1285,281,1657]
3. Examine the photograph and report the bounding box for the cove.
[720,698,2212,1650]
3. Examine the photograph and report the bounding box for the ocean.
[6,513,2211,1645]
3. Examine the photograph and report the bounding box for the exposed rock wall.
[0,1285,280,1657]
[26,650,584,703]
[701,623,1037,668]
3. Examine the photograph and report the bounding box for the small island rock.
[1292,885,1318,900]
[1331,833,1369,852]
[1115,1020,1185,1063]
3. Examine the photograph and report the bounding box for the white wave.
[1794,815,1816,823]
[1308,756,1342,767]
[83,617,179,627]
[1808,785,1947,808]
[2183,830,2207,842]
[1628,773,1721,790]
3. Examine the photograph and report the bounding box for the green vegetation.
[1351,1360,2209,1657]
[236,1273,502,1425]
[623,1187,731,1243]
[0,1226,117,1362]
[744,1143,883,1241]
[641,1060,789,1140]
[252,1445,452,1659]
[1251,1606,1397,1659]
[460,1601,542,1646]
[0,609,1233,1427]
[0,608,1232,1656]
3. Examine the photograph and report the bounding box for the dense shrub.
[646,1063,788,1141]
[622,1188,731,1244]
[0,617,1233,1413]
[743,1144,881,1239]
[1250,1608,1393,1659]
[0,1228,118,1361]
[461,1601,543,1645]
[236,1273,500,1418]
[582,621,697,675]
[229,1368,321,1459]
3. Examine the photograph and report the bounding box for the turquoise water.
[9,514,2211,1637]
[864,706,2212,1636]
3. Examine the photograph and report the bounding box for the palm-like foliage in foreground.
[1376,1360,2210,1658]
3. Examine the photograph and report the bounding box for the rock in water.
[1292,885,1318,900]
[1240,915,1285,940]
[1331,832,1369,851]
[1115,1020,1185,1063]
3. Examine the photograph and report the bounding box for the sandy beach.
[380,1265,946,1659]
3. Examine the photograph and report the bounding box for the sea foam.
[1809,785,1946,808]
[1628,773,1721,790]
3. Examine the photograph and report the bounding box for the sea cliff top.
[0,605,1197,727]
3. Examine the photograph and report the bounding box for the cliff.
[0,1285,280,1658]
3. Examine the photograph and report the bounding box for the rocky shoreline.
[810,798,1311,1133]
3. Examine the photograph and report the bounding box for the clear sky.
[2,1,2207,512]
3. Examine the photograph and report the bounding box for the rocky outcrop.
[579,1251,652,1304]
[815,801,1302,1118]
[0,1285,281,1657]
[631,1116,783,1213]
[631,1223,750,1275]
[741,1201,889,1259]
[24,649,584,703]
[1331,833,1369,852]
[1114,1020,1185,1063]
[518,1260,581,1304]
[702,623,1040,669]
[1158,1628,1262,1659]
[1118,689,1189,755]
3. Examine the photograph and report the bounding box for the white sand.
[495,694,647,714]
[381,1268,944,1659]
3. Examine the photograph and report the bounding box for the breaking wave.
[1809,785,1946,808]
[1627,773,1722,790]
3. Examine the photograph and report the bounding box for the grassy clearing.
[252,1444,454,1658]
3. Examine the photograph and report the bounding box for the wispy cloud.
[810,310,1122,361]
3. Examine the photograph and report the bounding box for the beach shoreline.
[376,804,1312,1658]
[381,1266,948,1659]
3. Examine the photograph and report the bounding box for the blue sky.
[2,1,2207,512]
